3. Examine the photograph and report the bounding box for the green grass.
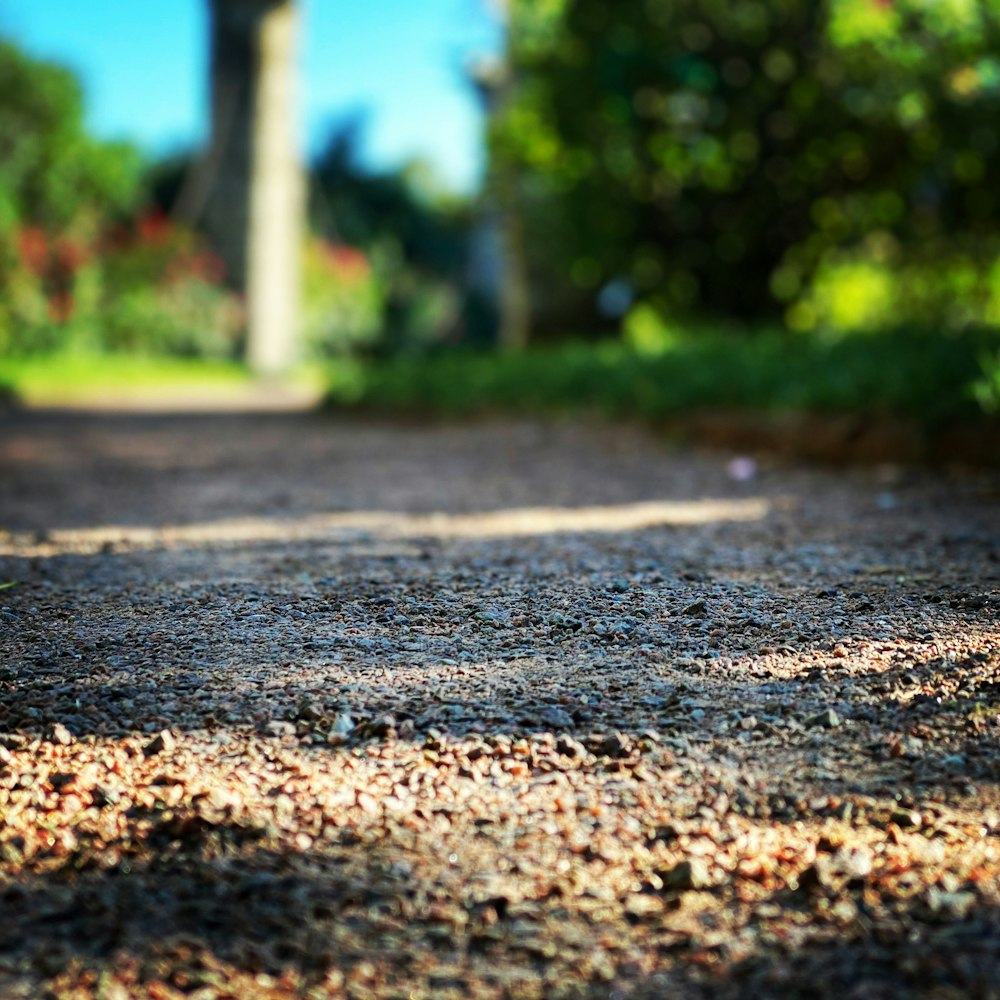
[0,354,325,406]
[326,326,1000,427]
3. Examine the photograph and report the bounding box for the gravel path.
[1,409,999,999]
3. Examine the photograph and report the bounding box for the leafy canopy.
[494,0,1000,331]
[0,40,140,235]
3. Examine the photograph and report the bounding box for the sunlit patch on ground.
[0,498,772,558]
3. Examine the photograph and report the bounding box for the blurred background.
[1,0,999,440]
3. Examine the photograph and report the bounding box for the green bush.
[0,40,244,361]
[97,215,240,357]
[301,237,382,358]
[973,350,1000,413]
[495,0,1000,333]
[1,212,241,359]
[327,325,1000,425]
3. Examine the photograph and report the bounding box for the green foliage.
[494,0,1000,332]
[301,238,382,357]
[0,212,241,358]
[327,325,1000,425]
[97,216,240,358]
[973,349,1000,413]
[0,40,239,361]
[0,41,140,233]
[0,226,86,354]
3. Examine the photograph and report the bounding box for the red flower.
[321,242,371,281]
[55,237,88,272]
[137,209,171,245]
[48,290,74,322]
[17,227,50,274]
[190,251,226,284]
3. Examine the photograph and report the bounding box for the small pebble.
[142,730,176,757]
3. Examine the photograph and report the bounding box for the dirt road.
[0,409,998,998]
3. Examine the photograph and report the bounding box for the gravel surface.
[1,409,999,999]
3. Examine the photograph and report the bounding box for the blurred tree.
[0,40,142,354]
[310,118,475,352]
[311,118,466,274]
[148,117,474,357]
[193,0,303,375]
[493,0,1000,333]
[472,54,530,352]
[0,41,140,234]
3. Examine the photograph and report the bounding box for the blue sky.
[0,0,503,192]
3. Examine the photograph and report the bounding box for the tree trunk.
[496,170,530,352]
[202,0,303,376]
[471,56,530,353]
